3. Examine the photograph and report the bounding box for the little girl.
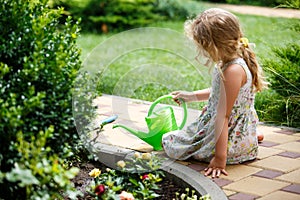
[162,8,267,178]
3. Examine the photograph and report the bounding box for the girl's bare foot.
[257,133,264,142]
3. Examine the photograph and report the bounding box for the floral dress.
[162,58,259,164]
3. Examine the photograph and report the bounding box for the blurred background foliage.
[48,0,191,33]
[200,0,286,7]
[48,0,297,33]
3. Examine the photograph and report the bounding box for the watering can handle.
[147,95,187,130]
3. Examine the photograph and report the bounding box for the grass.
[78,15,300,61]
[76,6,300,112]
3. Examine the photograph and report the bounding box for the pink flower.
[119,191,135,200]
[94,184,105,197]
[141,174,149,180]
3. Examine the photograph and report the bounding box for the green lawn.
[78,15,299,61]
[76,9,300,110]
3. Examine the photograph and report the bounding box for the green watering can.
[112,95,188,150]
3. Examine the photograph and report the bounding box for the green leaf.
[5,163,39,187]
[129,178,139,186]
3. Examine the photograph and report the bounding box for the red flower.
[141,174,149,180]
[95,184,105,197]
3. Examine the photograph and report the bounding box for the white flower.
[141,153,151,160]
[134,152,141,159]
[180,193,186,200]
[117,160,126,168]
[119,191,135,200]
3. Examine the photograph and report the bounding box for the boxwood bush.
[49,0,191,33]
[0,0,82,198]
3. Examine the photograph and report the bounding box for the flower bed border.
[91,143,228,200]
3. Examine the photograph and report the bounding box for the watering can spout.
[112,124,163,151]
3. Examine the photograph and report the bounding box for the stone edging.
[91,142,228,200]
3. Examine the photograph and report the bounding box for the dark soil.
[71,160,187,200]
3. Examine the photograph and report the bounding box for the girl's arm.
[172,88,210,103]
[205,63,247,178]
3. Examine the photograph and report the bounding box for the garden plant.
[87,152,211,200]
[0,0,83,199]
[258,1,300,127]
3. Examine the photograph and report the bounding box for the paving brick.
[257,146,284,160]
[228,192,259,200]
[278,151,300,158]
[249,156,300,172]
[95,125,153,152]
[187,163,206,172]
[223,176,289,196]
[275,142,300,153]
[259,141,279,147]
[126,112,149,124]
[257,125,282,135]
[212,178,233,187]
[222,165,261,181]
[294,133,300,137]
[274,129,296,135]
[282,184,300,195]
[222,189,236,196]
[253,169,283,179]
[96,107,114,115]
[263,133,300,144]
[276,169,300,184]
[256,191,300,200]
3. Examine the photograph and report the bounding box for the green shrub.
[0,0,82,198]
[255,1,300,128]
[49,0,192,33]
[199,0,286,7]
[261,43,300,127]
[154,0,189,20]
[278,0,300,9]
[49,0,159,32]
[3,128,80,199]
[255,90,287,124]
[86,0,161,33]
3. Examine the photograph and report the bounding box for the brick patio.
[91,94,300,200]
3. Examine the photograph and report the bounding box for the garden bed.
[77,142,227,200]
[71,160,198,199]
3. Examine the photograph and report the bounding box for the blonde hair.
[185,8,267,92]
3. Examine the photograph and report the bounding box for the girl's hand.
[171,91,196,105]
[204,156,228,178]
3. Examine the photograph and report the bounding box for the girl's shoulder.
[224,57,247,69]
[224,58,250,75]
[223,58,252,82]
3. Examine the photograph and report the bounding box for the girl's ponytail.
[239,38,268,92]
